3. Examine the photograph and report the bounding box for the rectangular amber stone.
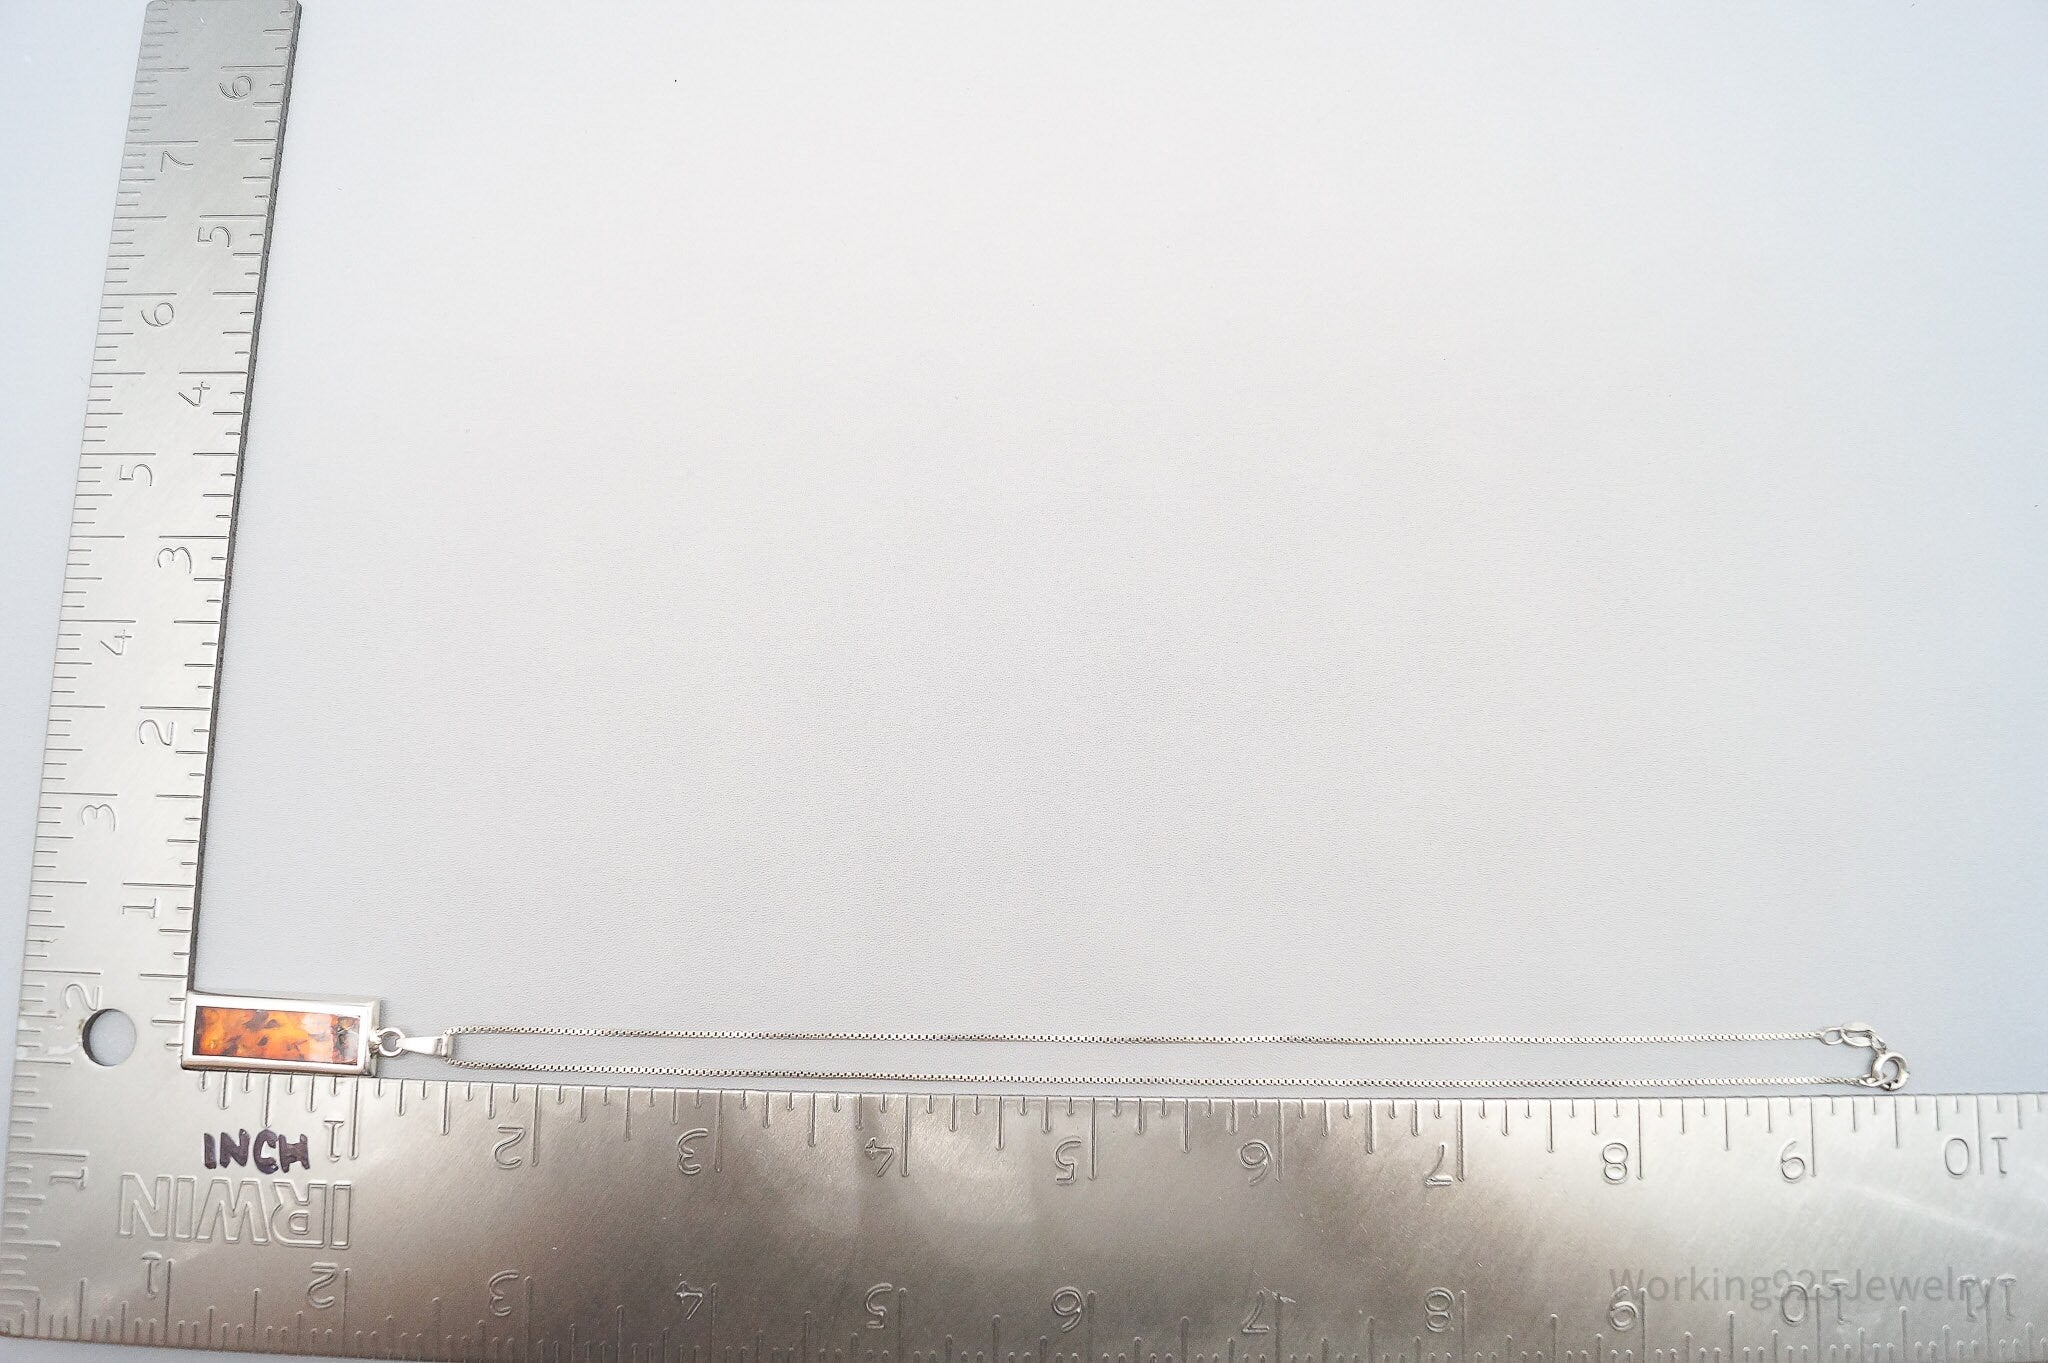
[191,1004,363,1068]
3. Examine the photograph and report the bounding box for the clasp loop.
[1822,1023,1881,1050]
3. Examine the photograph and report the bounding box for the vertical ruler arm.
[4,0,298,1337]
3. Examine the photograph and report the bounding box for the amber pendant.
[181,993,381,1077]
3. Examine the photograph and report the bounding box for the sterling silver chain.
[373,1021,1912,1090]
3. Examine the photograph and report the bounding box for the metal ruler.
[4,3,2045,1359]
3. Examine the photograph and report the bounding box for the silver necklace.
[179,993,1910,1088]
[383,1020,1910,1089]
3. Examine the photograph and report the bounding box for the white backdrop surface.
[3,2,2047,1360]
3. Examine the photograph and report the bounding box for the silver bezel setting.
[180,991,381,1078]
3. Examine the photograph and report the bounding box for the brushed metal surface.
[4,4,2046,1360]
[8,1077,2048,1360]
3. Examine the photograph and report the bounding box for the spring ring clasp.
[1822,1024,1907,1091]
[1858,1048,1910,1091]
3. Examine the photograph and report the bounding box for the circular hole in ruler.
[82,1008,137,1067]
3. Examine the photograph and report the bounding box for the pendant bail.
[373,1027,451,1060]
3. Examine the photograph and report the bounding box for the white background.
[4,2,2047,1360]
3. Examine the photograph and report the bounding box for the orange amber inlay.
[192,1006,361,1067]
